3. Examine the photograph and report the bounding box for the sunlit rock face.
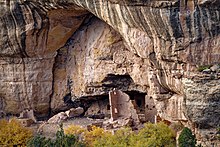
[0,0,219,144]
[51,17,149,113]
[0,1,88,117]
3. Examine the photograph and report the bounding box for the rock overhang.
[0,1,219,145]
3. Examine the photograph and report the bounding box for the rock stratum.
[0,0,219,145]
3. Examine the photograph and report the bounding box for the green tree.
[178,127,196,147]
[93,127,134,147]
[132,122,176,147]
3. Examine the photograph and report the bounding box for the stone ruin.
[78,89,158,129]
[104,89,157,129]
[7,89,159,130]
[44,89,158,130]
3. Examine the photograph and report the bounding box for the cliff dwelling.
[82,89,157,126]
[108,90,157,124]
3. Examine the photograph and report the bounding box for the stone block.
[48,112,68,123]
[87,122,103,131]
[19,109,37,122]
[17,118,34,127]
[65,107,84,118]
[210,64,220,72]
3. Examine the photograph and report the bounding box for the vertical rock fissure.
[21,58,30,111]
[14,3,28,57]
[48,56,56,118]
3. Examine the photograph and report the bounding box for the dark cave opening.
[126,91,146,114]
[101,74,133,90]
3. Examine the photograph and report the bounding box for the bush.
[65,125,111,147]
[84,126,112,147]
[27,124,85,147]
[197,65,211,72]
[27,135,53,147]
[178,127,196,147]
[132,122,176,147]
[93,127,133,147]
[64,125,133,147]
[64,125,86,138]
[0,118,33,146]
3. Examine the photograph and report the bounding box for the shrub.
[93,127,133,147]
[27,124,85,147]
[84,126,112,147]
[64,125,86,138]
[65,125,111,147]
[132,122,176,147]
[0,118,33,146]
[27,135,53,147]
[197,65,211,72]
[178,127,196,147]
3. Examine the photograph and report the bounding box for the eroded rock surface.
[0,0,219,145]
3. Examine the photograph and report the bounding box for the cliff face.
[0,0,219,144]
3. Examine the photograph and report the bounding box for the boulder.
[103,121,114,130]
[16,118,34,127]
[65,107,84,118]
[48,112,68,124]
[210,64,220,72]
[87,122,103,131]
[117,118,133,127]
[19,109,37,123]
[202,69,211,74]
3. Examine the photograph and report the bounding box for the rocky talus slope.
[0,0,219,145]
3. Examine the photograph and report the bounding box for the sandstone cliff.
[0,0,219,145]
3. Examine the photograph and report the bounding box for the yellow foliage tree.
[64,124,86,137]
[0,118,33,146]
[84,126,111,147]
[93,127,134,147]
[64,125,111,147]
